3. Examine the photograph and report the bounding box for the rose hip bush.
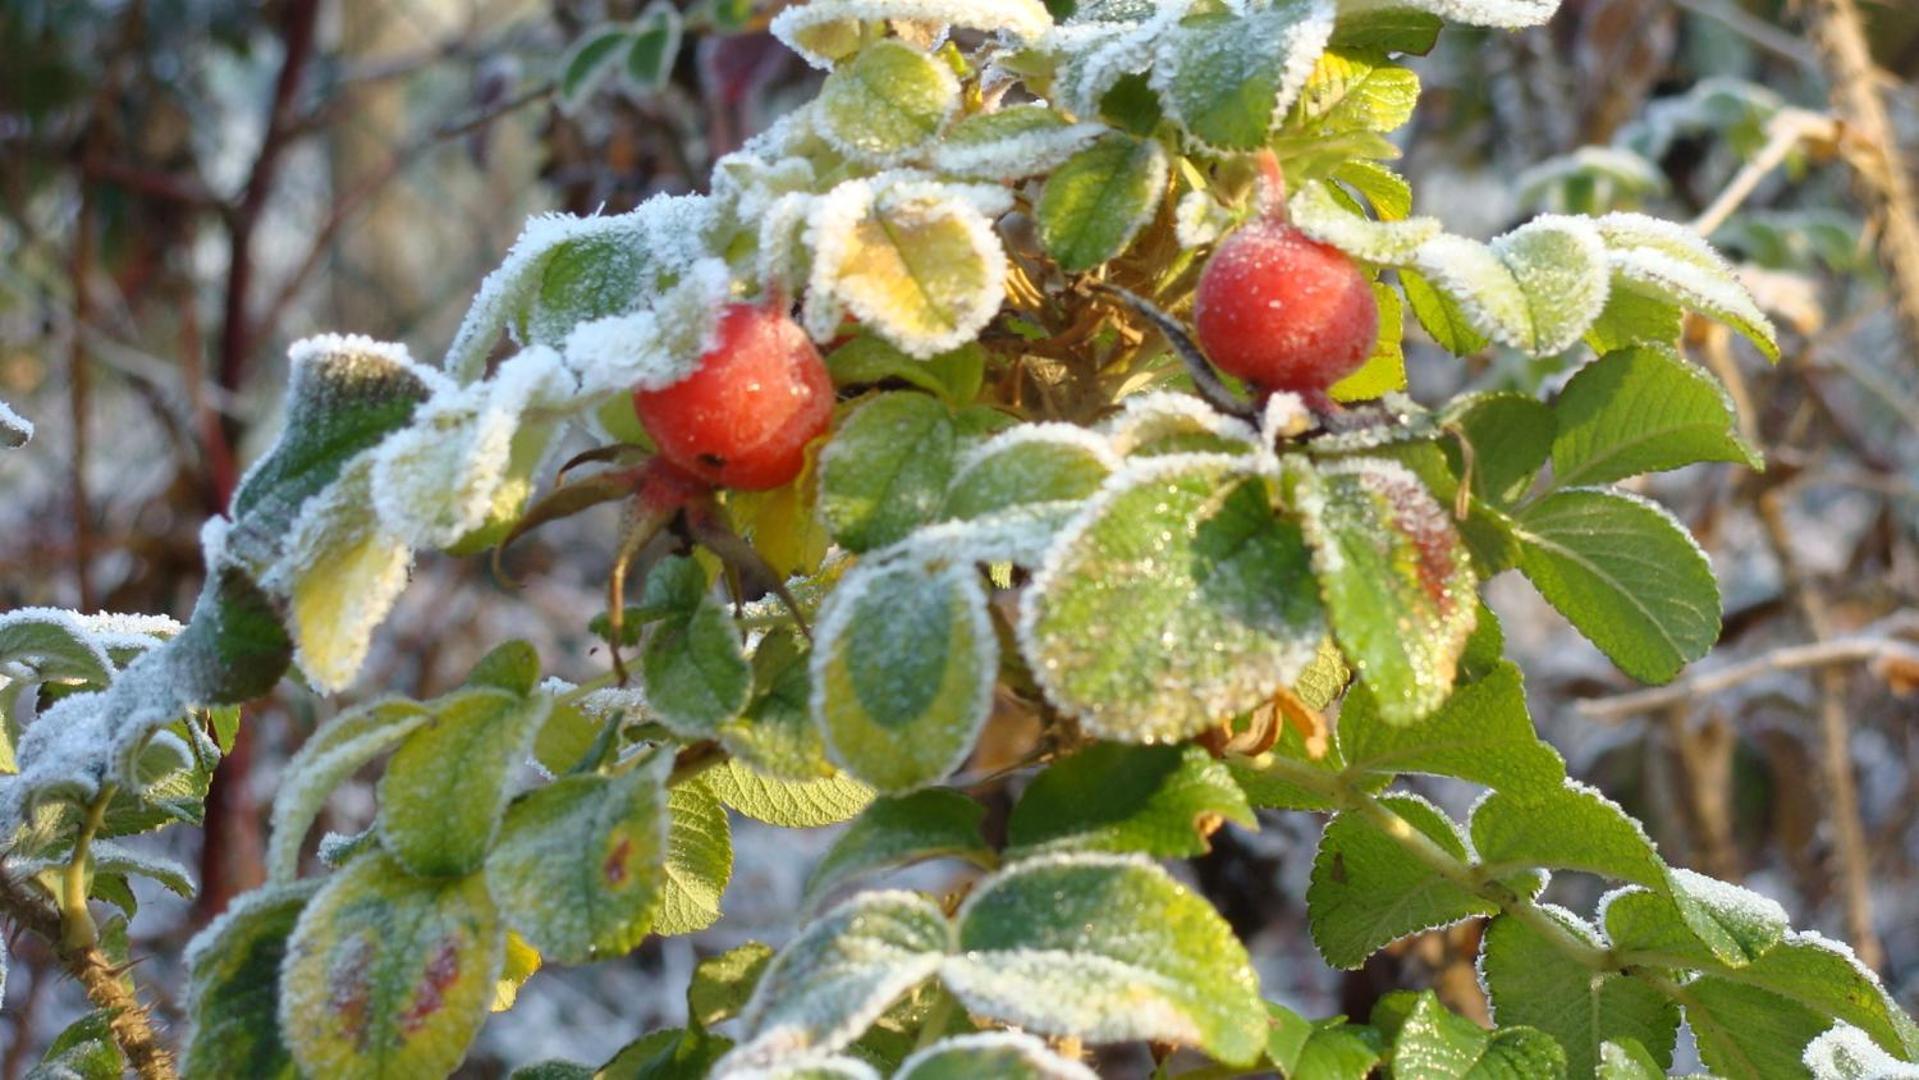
[3,1,1915,1077]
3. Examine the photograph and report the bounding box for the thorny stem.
[1251,755,1617,972]
[61,786,115,952]
[1,859,177,1079]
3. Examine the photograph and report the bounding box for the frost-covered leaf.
[1697,934,1919,1061]
[730,892,952,1064]
[945,853,1265,1065]
[657,781,733,935]
[1308,794,1504,969]
[1150,0,1336,151]
[282,852,503,1080]
[704,759,874,827]
[1805,1025,1919,1079]
[641,562,752,737]
[1550,346,1759,490]
[819,394,959,552]
[1481,909,1680,1079]
[817,40,959,165]
[807,178,1008,359]
[718,630,838,781]
[0,609,116,687]
[1517,146,1667,216]
[1512,489,1719,684]
[770,0,1053,68]
[1389,992,1568,1079]
[1332,160,1414,220]
[690,942,776,1028]
[1291,48,1419,134]
[1470,780,1664,886]
[483,756,670,963]
[930,106,1106,180]
[1035,132,1167,274]
[271,457,411,693]
[26,1012,124,1080]
[1006,743,1254,858]
[1492,215,1612,356]
[0,396,31,447]
[1684,978,1840,1079]
[1597,213,1779,360]
[267,698,434,883]
[1400,267,1489,355]
[1604,870,1789,970]
[1295,459,1475,723]
[1336,662,1565,794]
[1021,457,1325,743]
[812,559,996,793]
[1597,1039,1668,1080]
[1441,392,1554,506]
[803,789,992,909]
[896,1032,1098,1079]
[1290,180,1441,265]
[183,881,315,1079]
[1406,235,1533,352]
[378,687,548,877]
[941,423,1116,522]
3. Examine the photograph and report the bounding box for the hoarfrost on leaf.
[0,396,31,448]
[1149,0,1338,152]
[1290,180,1442,265]
[930,106,1108,181]
[815,39,961,165]
[1490,214,1612,355]
[1338,0,1564,31]
[895,1031,1100,1079]
[770,0,1054,69]
[1805,1025,1919,1079]
[266,698,435,883]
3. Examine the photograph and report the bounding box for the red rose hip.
[1193,220,1379,395]
[634,302,834,491]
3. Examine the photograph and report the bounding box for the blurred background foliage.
[0,0,1916,1072]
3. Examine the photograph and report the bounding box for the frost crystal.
[1339,0,1563,30]
[1805,1025,1919,1079]
[929,105,1107,181]
[1175,190,1231,249]
[1291,181,1442,264]
[0,396,32,447]
[770,0,1054,69]
[1099,390,1262,455]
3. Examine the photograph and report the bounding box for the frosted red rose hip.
[1193,220,1379,395]
[633,303,834,491]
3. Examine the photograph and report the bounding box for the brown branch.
[0,870,177,1079]
[1809,0,1919,361]
[1576,624,1919,721]
[68,155,98,615]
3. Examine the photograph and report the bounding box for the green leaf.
[1584,287,1686,355]
[1701,936,1919,1059]
[1495,215,1615,355]
[656,781,733,935]
[947,853,1266,1066]
[1308,794,1503,969]
[0,612,113,686]
[28,1012,124,1080]
[1036,132,1167,273]
[688,942,775,1029]
[827,335,986,407]
[1604,870,1789,970]
[560,26,632,110]
[1471,781,1664,886]
[819,393,959,553]
[734,892,951,1061]
[1291,49,1419,134]
[1481,910,1680,1078]
[1338,663,1564,795]
[642,593,752,737]
[171,564,298,705]
[1296,458,1477,723]
[1328,284,1407,402]
[183,882,316,1079]
[598,1026,735,1079]
[1401,267,1489,355]
[282,852,503,1080]
[931,105,1106,181]
[1290,181,1443,265]
[941,424,1115,522]
[463,641,541,696]
[896,1032,1097,1078]
[623,2,683,92]
[1022,459,1326,743]
[1151,3,1337,150]
[1550,346,1760,490]
[1684,977,1835,1079]
[378,687,547,877]
[813,560,996,793]
[1328,8,1443,53]
[267,698,435,883]
[1512,489,1719,684]
[1006,743,1255,858]
[703,759,874,827]
[1442,392,1554,506]
[1597,213,1779,360]
[816,39,960,163]
[718,629,837,781]
[1389,992,1568,1079]
[1332,160,1415,220]
[483,758,670,963]
[1292,1018,1387,1079]
[804,789,992,909]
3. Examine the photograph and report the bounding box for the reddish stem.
[1254,149,1289,223]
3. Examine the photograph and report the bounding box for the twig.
[1809,0,1919,362]
[1666,0,1819,69]
[1576,630,1919,721]
[1691,108,1838,239]
[1756,486,1884,971]
[67,158,97,614]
